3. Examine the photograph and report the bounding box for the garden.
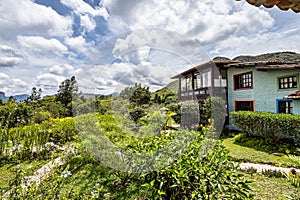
[0,77,299,199]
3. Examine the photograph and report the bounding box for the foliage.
[129,107,146,122]
[95,97,112,114]
[179,100,199,129]
[203,96,226,132]
[56,76,81,117]
[120,83,151,106]
[285,155,300,188]
[152,88,178,105]
[165,103,181,124]
[231,111,300,144]
[27,87,42,102]
[0,102,32,128]
[142,130,252,200]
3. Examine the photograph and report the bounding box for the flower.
[61,171,72,178]
[103,193,111,199]
[94,182,100,188]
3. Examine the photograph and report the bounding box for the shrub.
[203,96,226,132]
[180,100,200,129]
[142,129,252,199]
[231,111,300,144]
[45,117,77,144]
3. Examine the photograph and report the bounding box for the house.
[171,60,234,126]
[172,60,300,127]
[225,61,300,115]
[171,61,230,102]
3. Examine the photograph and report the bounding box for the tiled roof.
[237,0,300,13]
[284,91,300,99]
[225,61,300,70]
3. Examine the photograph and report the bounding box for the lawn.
[222,133,300,200]
[245,173,299,200]
[222,134,300,168]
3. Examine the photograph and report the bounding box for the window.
[234,72,252,90]
[278,75,297,89]
[195,71,211,89]
[235,100,254,111]
[277,99,293,114]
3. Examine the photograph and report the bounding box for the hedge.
[231,111,300,144]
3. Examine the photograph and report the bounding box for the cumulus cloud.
[0,45,22,67]
[60,0,108,32]
[35,73,66,95]
[112,29,210,68]
[0,72,30,96]
[16,36,69,66]
[216,29,300,58]
[0,0,72,40]
[48,64,75,76]
[17,36,68,55]
[77,56,176,95]
[103,0,274,45]
[65,35,93,55]
[61,0,109,18]
[80,14,96,32]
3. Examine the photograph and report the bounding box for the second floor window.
[278,75,297,89]
[195,71,211,89]
[234,71,252,90]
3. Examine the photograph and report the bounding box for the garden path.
[239,162,300,174]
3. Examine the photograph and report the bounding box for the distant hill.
[154,80,179,95]
[213,52,300,63]
[0,92,29,102]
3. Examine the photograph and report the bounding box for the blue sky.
[0,0,300,96]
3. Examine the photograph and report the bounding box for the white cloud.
[48,64,75,76]
[0,45,22,67]
[0,72,30,96]
[77,57,176,95]
[216,30,300,58]
[103,0,274,45]
[60,0,108,32]
[65,35,93,55]
[80,14,96,32]
[60,0,109,19]
[16,36,69,66]
[35,73,66,95]
[0,0,72,39]
[112,29,210,68]
[17,36,68,55]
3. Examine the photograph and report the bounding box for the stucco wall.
[227,67,300,115]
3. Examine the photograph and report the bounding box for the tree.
[120,83,151,106]
[56,76,80,116]
[27,87,42,102]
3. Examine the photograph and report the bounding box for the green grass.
[0,159,49,188]
[245,173,299,200]
[222,135,300,168]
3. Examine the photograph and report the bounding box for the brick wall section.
[227,67,300,115]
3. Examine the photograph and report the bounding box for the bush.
[142,129,252,199]
[180,100,199,129]
[203,96,226,132]
[231,111,300,144]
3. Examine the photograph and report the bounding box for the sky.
[0,0,300,96]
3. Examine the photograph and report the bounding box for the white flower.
[61,171,72,178]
